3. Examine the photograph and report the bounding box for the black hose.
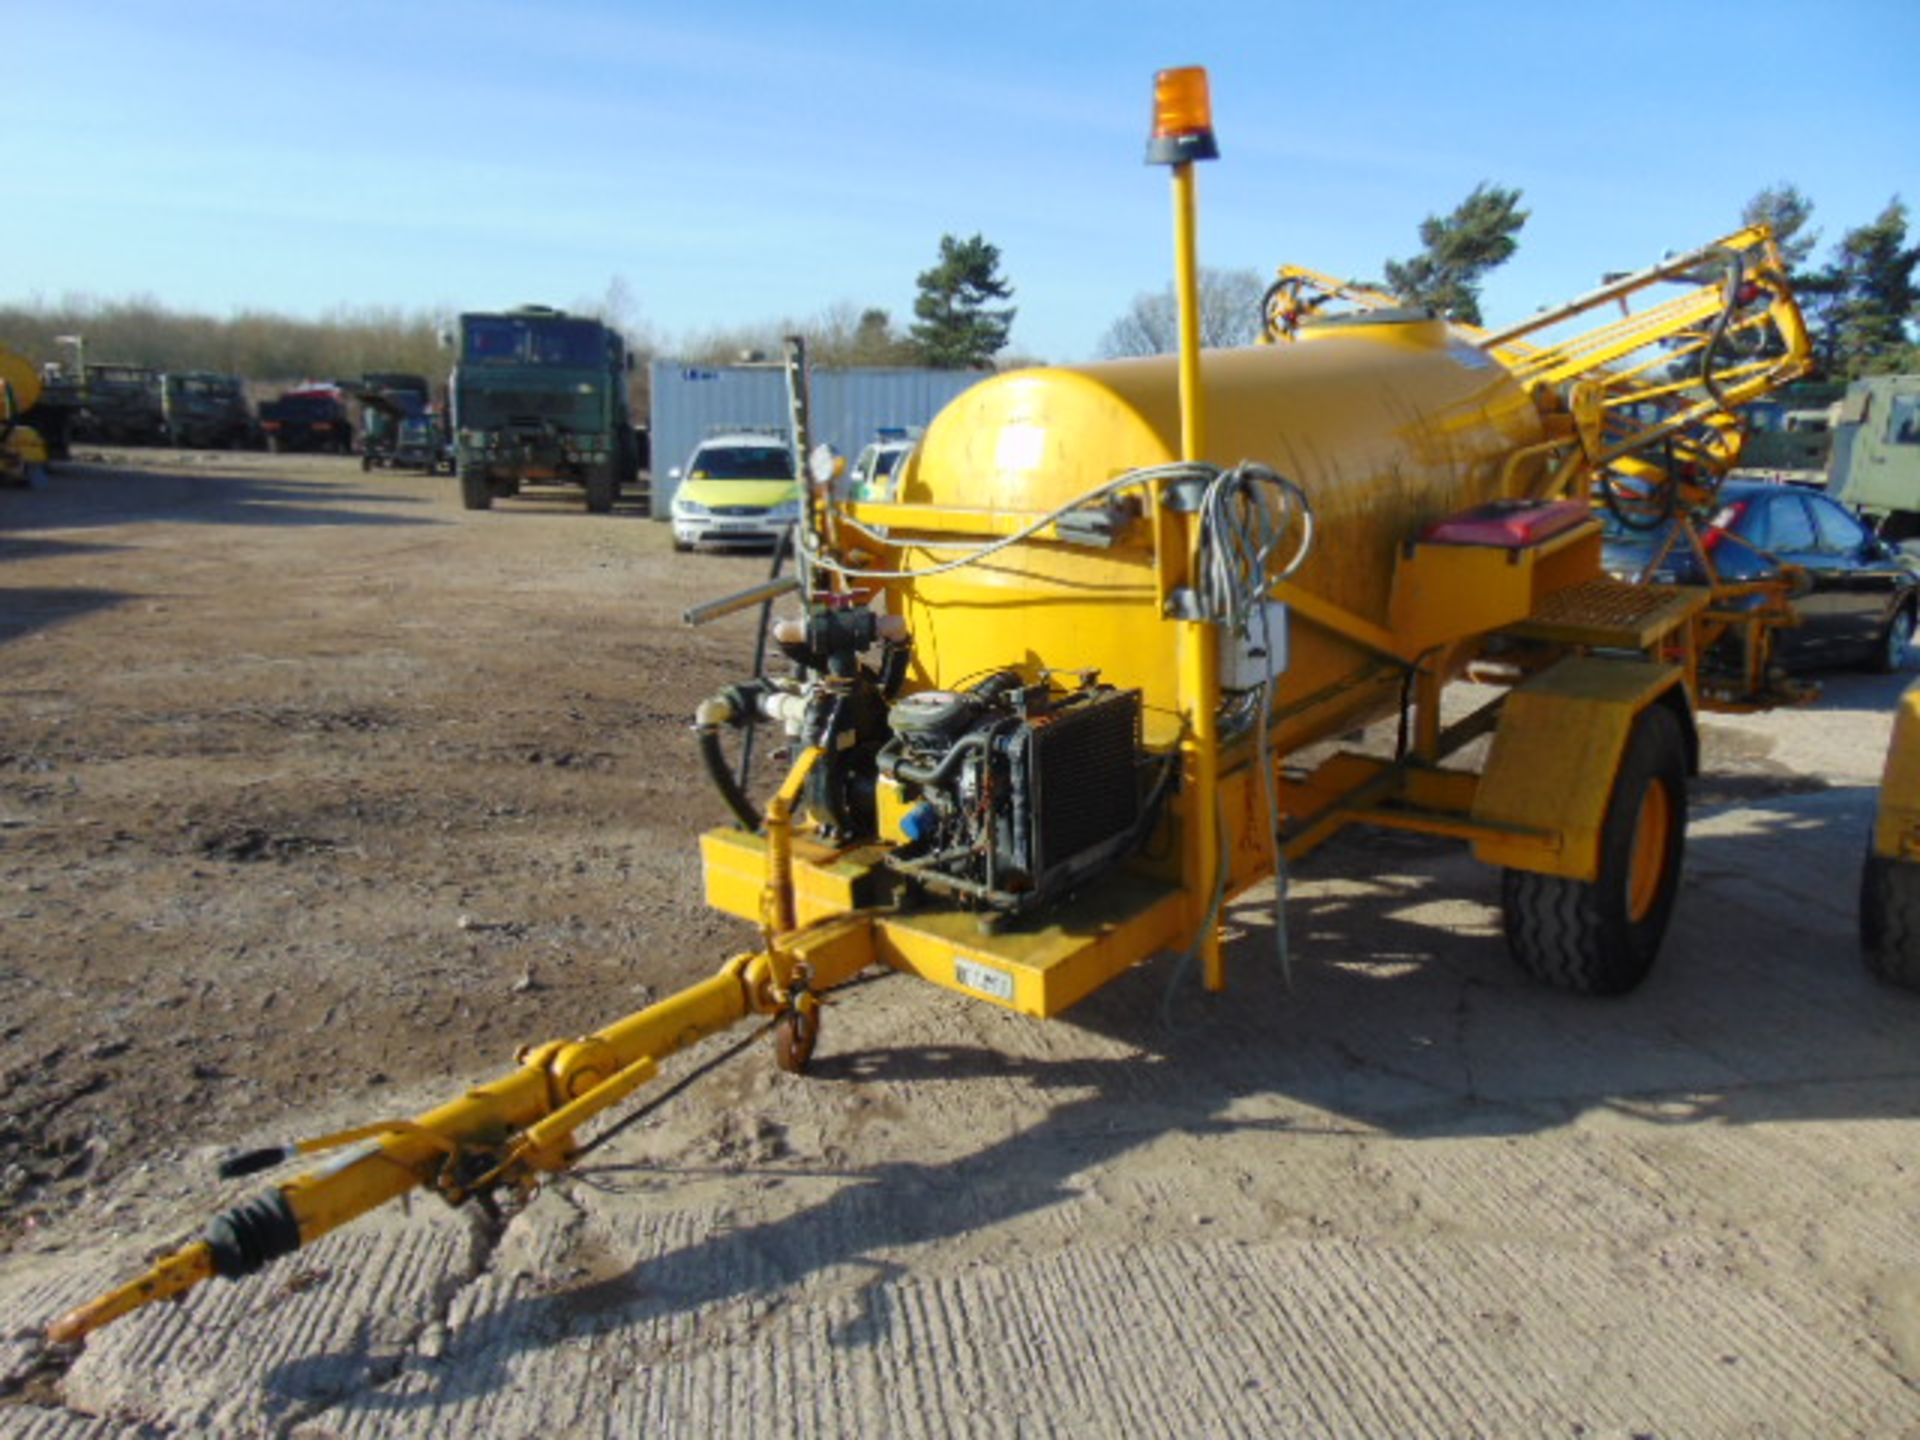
[698,725,763,830]
[883,730,990,789]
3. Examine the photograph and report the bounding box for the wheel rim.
[1890,611,1913,670]
[1626,777,1672,923]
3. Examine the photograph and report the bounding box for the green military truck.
[163,371,256,449]
[74,364,167,445]
[450,305,638,513]
[1829,375,1920,542]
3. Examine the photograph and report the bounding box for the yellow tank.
[874,316,1545,750]
[0,343,44,417]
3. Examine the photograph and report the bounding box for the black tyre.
[458,464,492,512]
[1861,847,1920,991]
[585,461,616,514]
[1501,703,1688,995]
[1868,604,1914,675]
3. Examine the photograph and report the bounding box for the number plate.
[954,957,1015,1002]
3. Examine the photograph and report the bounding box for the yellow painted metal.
[876,879,1186,1018]
[1169,156,1223,986]
[703,826,882,927]
[1387,519,1603,653]
[45,1243,217,1344]
[700,827,1185,1018]
[1873,683,1920,861]
[0,344,44,417]
[1625,778,1673,922]
[1504,578,1712,652]
[880,326,1545,758]
[1171,162,1207,465]
[1,345,47,483]
[48,922,885,1343]
[1471,657,1683,879]
[761,746,825,937]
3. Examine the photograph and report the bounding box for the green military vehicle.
[353,372,436,471]
[163,371,256,449]
[1829,375,1920,542]
[449,305,638,513]
[74,364,167,445]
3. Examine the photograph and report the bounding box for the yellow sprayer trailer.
[47,67,1908,1347]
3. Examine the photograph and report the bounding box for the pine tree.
[910,234,1016,369]
[1820,199,1920,377]
[1742,184,1820,273]
[1381,183,1528,327]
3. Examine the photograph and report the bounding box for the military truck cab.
[450,305,638,514]
[1831,375,1920,542]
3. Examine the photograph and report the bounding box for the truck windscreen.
[464,319,605,368]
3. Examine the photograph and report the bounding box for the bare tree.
[1096,267,1266,357]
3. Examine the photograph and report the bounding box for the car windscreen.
[692,445,794,480]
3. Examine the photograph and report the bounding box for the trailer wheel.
[773,1003,818,1075]
[1501,703,1687,995]
[1861,847,1920,991]
[458,464,492,512]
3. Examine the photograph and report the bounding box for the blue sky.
[15,1,1919,363]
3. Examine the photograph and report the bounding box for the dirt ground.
[2,451,1918,1437]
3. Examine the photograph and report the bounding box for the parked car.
[847,430,917,503]
[668,432,799,551]
[1602,478,1918,673]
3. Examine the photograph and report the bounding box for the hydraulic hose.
[698,723,763,830]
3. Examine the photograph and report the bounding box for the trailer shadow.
[256,773,1920,1417]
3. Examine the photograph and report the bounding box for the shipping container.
[648,362,984,514]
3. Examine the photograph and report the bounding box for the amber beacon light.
[1146,65,1218,164]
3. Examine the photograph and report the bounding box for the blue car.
[1601,479,1917,673]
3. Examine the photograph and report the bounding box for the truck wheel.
[459,464,492,512]
[585,463,616,514]
[1861,847,1920,991]
[1501,703,1687,995]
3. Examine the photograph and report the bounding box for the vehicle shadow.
[1806,664,1915,715]
[0,586,139,644]
[0,535,130,566]
[261,780,1917,1416]
[0,464,445,532]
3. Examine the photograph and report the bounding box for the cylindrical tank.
[0,345,45,418]
[872,317,1545,750]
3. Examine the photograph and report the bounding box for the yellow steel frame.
[1875,686,1920,862]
